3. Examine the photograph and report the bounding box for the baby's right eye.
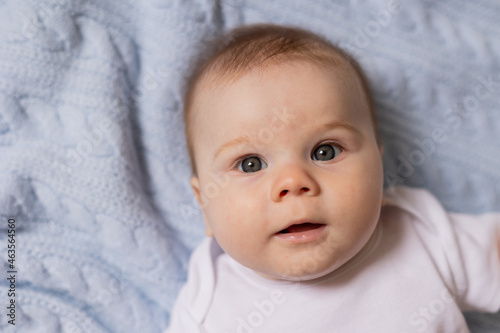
[237,156,268,173]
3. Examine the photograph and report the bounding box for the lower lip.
[274,224,327,244]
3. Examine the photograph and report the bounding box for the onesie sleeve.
[166,289,204,333]
[165,237,220,333]
[448,211,500,312]
[384,186,500,313]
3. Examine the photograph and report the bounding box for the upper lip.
[275,218,324,234]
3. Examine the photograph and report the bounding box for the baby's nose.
[271,165,319,202]
[279,187,310,197]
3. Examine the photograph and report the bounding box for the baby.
[167,24,500,332]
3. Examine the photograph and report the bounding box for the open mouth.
[277,223,325,234]
[275,222,327,243]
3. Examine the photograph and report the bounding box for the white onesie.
[166,186,500,333]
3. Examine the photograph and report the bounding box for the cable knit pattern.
[0,1,498,332]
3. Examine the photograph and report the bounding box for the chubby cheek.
[335,161,382,236]
[353,154,384,205]
[203,189,260,250]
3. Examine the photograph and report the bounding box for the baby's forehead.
[188,60,370,138]
[197,56,359,97]
[192,60,370,132]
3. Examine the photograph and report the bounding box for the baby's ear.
[190,176,202,206]
[190,177,214,237]
[204,224,214,237]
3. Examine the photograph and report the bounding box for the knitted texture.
[0,0,498,332]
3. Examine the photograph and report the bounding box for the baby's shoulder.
[384,186,441,210]
[382,186,449,227]
[174,237,223,324]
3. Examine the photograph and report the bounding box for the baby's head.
[185,24,384,281]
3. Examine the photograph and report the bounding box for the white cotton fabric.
[166,186,500,333]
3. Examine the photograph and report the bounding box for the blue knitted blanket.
[0,1,499,332]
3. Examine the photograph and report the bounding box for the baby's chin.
[278,269,338,282]
[257,262,342,282]
[254,244,370,282]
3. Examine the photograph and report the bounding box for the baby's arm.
[448,211,500,313]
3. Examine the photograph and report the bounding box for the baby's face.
[190,61,384,280]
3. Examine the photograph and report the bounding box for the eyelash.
[314,141,345,153]
[232,154,265,170]
[231,141,344,170]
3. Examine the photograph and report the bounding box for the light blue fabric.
[0,0,498,332]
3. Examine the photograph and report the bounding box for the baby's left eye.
[237,156,268,173]
[311,143,342,161]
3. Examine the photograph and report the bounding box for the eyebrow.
[213,135,252,161]
[320,120,360,135]
[212,120,360,162]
